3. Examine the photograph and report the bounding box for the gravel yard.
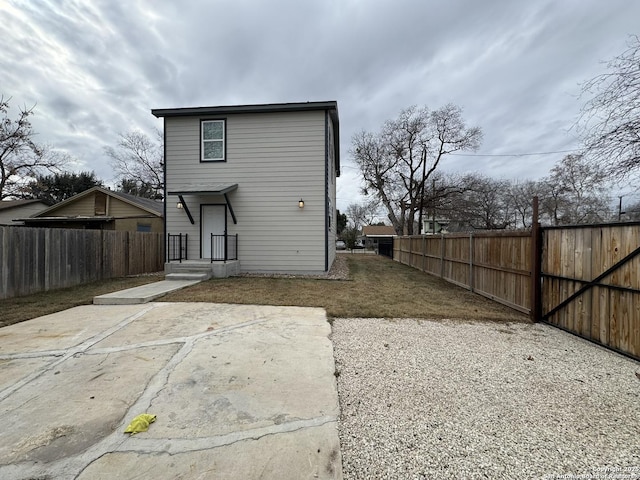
[332,318,640,480]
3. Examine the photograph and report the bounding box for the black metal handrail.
[167,233,188,262]
[210,233,238,262]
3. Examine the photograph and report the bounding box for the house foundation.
[165,260,240,280]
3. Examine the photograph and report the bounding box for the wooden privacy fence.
[542,223,640,360]
[394,231,532,314]
[393,220,640,361]
[0,226,164,299]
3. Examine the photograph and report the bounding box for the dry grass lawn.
[162,255,527,322]
[0,274,163,328]
[0,256,527,327]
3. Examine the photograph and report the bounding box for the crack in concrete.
[115,415,339,456]
[0,351,65,360]
[135,340,194,413]
[67,316,272,357]
[113,315,271,430]
[0,305,159,402]
[0,306,342,479]
[37,332,202,478]
[0,339,193,480]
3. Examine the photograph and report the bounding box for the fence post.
[440,233,445,278]
[99,230,104,279]
[469,233,474,292]
[530,196,542,322]
[125,231,130,276]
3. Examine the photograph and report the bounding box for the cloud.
[0,0,638,208]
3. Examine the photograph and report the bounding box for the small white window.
[201,120,225,161]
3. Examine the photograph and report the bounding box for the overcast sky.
[1,0,639,211]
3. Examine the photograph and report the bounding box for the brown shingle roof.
[362,225,396,236]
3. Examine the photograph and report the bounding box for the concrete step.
[165,272,211,281]
[165,260,240,279]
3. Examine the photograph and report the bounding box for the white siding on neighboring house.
[165,109,334,273]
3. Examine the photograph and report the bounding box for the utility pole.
[432,178,436,234]
[618,196,626,221]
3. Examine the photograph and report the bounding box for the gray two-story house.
[152,101,340,276]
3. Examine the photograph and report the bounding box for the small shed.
[362,225,396,257]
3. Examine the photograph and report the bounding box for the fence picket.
[394,222,640,360]
[0,226,163,299]
[394,231,532,314]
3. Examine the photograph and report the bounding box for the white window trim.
[201,119,226,162]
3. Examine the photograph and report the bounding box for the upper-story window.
[201,119,226,161]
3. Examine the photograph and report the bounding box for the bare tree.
[105,129,164,199]
[507,180,544,229]
[447,174,514,230]
[345,200,380,233]
[0,96,66,199]
[538,180,570,226]
[419,172,469,230]
[578,35,640,179]
[352,104,482,235]
[539,154,612,225]
[340,201,380,249]
[622,199,640,221]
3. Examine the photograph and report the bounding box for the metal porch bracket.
[178,195,195,225]
[224,192,237,224]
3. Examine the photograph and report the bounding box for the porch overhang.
[168,183,238,225]
[19,216,114,224]
[168,183,238,196]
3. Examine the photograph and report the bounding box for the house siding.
[165,110,331,273]
[49,195,95,216]
[0,202,48,225]
[326,112,337,269]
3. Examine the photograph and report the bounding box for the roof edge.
[34,187,162,218]
[152,100,338,118]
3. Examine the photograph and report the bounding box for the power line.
[449,149,581,158]
[341,149,582,162]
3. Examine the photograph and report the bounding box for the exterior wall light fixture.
[298,199,304,208]
[177,202,183,209]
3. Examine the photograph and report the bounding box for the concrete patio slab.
[0,302,342,480]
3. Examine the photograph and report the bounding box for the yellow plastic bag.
[124,414,156,435]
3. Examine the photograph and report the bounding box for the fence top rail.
[398,230,532,239]
[542,220,640,230]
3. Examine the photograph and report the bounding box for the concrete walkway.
[93,279,202,305]
[0,302,342,479]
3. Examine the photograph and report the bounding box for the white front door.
[202,205,226,259]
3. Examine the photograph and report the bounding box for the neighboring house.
[443,221,478,233]
[362,225,396,257]
[0,199,49,225]
[18,187,163,232]
[422,218,450,234]
[0,200,49,225]
[152,101,340,275]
